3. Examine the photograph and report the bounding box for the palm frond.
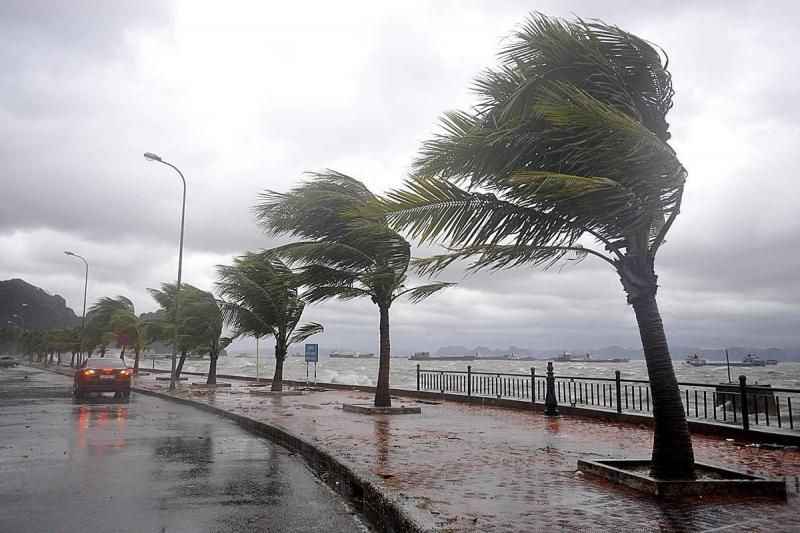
[394,282,455,303]
[302,286,374,304]
[382,176,582,249]
[289,322,324,345]
[412,243,595,276]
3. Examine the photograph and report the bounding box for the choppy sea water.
[147,354,800,390]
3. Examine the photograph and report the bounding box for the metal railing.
[416,364,799,433]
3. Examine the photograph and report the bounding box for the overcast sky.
[1,0,798,354]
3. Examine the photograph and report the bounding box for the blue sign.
[304,344,319,363]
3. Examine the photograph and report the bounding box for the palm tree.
[217,251,323,391]
[148,283,202,378]
[180,289,232,385]
[87,296,149,371]
[381,14,693,479]
[255,171,453,407]
[149,283,231,384]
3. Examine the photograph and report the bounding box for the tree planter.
[155,376,188,381]
[343,403,421,415]
[190,382,231,388]
[577,459,786,499]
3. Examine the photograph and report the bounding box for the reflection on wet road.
[0,367,368,533]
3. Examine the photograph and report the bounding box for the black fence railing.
[416,364,799,433]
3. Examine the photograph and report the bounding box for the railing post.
[467,365,472,397]
[545,361,559,416]
[615,370,622,414]
[530,368,535,404]
[416,364,420,391]
[739,375,750,431]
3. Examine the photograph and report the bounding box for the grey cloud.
[1,1,799,353]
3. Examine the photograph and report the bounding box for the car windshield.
[85,359,126,369]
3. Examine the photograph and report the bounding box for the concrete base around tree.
[577,459,787,499]
[342,403,422,415]
[189,382,232,388]
[155,376,188,381]
[248,389,305,396]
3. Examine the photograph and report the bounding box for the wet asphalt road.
[0,366,369,533]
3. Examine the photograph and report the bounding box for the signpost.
[255,336,260,382]
[305,343,319,386]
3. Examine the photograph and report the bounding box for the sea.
[146,353,800,390]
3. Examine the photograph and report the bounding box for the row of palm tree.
[247,14,696,479]
[1,327,82,365]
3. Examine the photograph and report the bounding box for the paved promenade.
[134,373,800,532]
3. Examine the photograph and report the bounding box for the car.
[73,358,132,399]
[0,355,18,368]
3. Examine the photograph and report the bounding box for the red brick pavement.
[136,376,800,532]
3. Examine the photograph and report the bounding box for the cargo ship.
[553,352,630,363]
[685,353,769,367]
[409,351,476,361]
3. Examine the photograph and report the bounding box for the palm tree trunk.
[133,347,140,374]
[175,350,187,378]
[272,343,286,391]
[120,345,126,361]
[207,350,218,385]
[632,293,695,479]
[374,305,391,408]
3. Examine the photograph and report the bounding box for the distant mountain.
[0,278,79,330]
[435,343,800,362]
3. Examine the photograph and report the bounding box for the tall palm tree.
[256,171,453,407]
[217,251,323,391]
[381,14,693,479]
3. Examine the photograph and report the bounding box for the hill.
[0,278,80,330]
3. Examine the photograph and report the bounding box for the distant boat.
[553,352,629,364]
[409,351,476,361]
[686,353,769,367]
[685,353,707,366]
[330,351,375,359]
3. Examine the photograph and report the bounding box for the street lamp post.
[144,152,186,392]
[64,251,89,367]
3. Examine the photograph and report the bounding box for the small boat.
[685,353,707,366]
[330,351,375,359]
[409,351,476,361]
[766,359,779,365]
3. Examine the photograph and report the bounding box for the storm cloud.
[1,0,798,354]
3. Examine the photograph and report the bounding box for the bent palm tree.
[149,283,231,384]
[217,251,323,391]
[179,288,232,385]
[148,283,205,379]
[256,171,453,407]
[382,14,693,479]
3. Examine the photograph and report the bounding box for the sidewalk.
[133,374,800,532]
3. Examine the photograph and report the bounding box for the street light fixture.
[64,251,89,367]
[144,151,186,391]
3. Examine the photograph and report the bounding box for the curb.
[132,385,435,533]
